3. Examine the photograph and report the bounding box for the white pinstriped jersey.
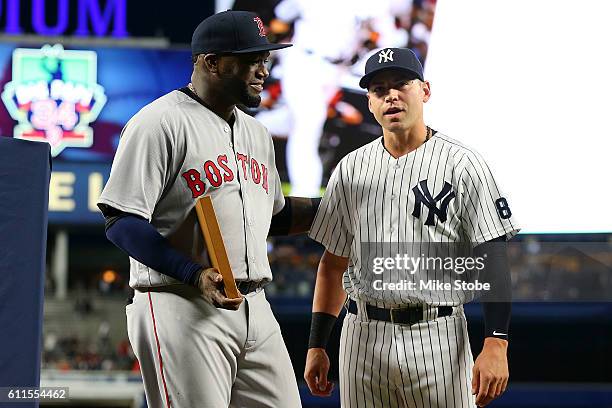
[309,132,520,307]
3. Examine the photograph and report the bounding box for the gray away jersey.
[99,90,284,289]
[309,133,520,307]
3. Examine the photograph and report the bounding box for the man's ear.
[367,92,373,113]
[422,80,431,103]
[201,54,219,73]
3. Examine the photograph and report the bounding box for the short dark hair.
[192,54,199,64]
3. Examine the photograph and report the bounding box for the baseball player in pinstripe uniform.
[97,11,321,408]
[304,48,520,407]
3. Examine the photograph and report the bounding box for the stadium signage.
[1,44,107,157]
[0,0,128,38]
[47,162,110,224]
[1,0,127,37]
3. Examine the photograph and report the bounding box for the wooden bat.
[194,196,241,299]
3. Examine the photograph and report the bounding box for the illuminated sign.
[2,44,107,157]
[47,162,110,224]
[1,0,127,37]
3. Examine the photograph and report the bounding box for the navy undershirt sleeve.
[269,197,293,236]
[475,236,512,340]
[105,213,203,286]
[268,197,322,236]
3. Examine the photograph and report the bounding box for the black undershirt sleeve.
[474,236,512,340]
[268,197,321,236]
[269,197,293,236]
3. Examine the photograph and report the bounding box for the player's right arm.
[304,160,353,397]
[98,110,242,309]
[312,251,349,315]
[102,209,242,310]
[304,250,348,397]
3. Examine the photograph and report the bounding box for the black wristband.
[308,312,337,349]
[483,301,511,340]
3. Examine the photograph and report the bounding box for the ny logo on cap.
[253,17,266,37]
[378,49,394,63]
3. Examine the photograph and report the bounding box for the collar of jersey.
[379,133,435,161]
[178,87,237,127]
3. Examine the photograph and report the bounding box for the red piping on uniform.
[148,292,171,407]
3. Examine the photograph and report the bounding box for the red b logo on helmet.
[253,17,266,37]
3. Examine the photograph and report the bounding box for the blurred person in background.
[409,0,436,62]
[271,0,412,197]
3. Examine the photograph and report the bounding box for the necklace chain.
[188,82,198,98]
[425,125,432,141]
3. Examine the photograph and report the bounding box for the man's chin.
[383,120,407,132]
[241,93,262,109]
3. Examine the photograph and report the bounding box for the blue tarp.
[0,137,50,407]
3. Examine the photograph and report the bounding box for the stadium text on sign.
[0,0,127,37]
[49,171,103,213]
[46,163,110,224]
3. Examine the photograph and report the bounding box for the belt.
[236,280,266,294]
[347,299,453,325]
[130,281,266,300]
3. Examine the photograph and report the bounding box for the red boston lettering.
[251,158,261,184]
[217,155,234,182]
[182,169,206,198]
[203,160,222,187]
[236,153,249,180]
[185,155,269,196]
[261,163,268,194]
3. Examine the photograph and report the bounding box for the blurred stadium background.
[1,0,611,407]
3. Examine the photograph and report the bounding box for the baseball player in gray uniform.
[97,10,320,408]
[304,48,520,407]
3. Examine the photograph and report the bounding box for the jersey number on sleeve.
[495,197,512,219]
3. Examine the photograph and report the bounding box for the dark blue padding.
[0,138,50,406]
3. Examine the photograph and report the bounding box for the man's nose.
[256,63,269,79]
[385,89,399,102]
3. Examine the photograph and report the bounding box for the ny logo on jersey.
[378,49,394,63]
[412,180,456,226]
[253,17,266,37]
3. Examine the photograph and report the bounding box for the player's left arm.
[472,235,512,407]
[268,197,321,235]
[458,149,519,406]
[265,126,321,235]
